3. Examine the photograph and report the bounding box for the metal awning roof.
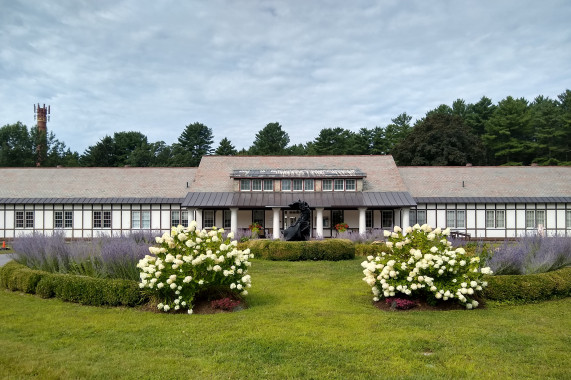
[414,197,571,204]
[181,192,416,208]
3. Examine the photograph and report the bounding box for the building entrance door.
[283,210,301,229]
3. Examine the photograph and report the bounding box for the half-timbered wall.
[412,202,571,237]
[0,203,189,239]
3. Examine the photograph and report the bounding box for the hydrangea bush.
[361,224,492,309]
[137,222,253,314]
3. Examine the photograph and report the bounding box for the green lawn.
[1,259,569,379]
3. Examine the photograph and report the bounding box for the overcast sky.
[1,0,570,154]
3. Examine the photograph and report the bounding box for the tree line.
[1,89,569,167]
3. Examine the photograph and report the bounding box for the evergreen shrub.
[240,239,355,261]
[0,260,144,306]
[355,243,388,257]
[483,267,571,302]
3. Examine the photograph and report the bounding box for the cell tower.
[34,103,50,132]
[34,103,50,166]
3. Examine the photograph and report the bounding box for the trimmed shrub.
[51,275,143,306]
[0,261,47,293]
[355,243,388,257]
[1,261,144,306]
[241,239,355,261]
[0,260,21,289]
[36,275,58,299]
[483,267,571,303]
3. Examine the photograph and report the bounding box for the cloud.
[1,0,570,154]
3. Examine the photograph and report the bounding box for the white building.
[1,156,570,239]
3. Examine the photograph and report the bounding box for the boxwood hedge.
[238,239,355,261]
[483,266,571,303]
[0,260,144,307]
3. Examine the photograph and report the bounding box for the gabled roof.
[398,166,571,199]
[192,155,408,192]
[0,167,197,199]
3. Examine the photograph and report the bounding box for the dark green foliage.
[215,137,238,156]
[0,261,144,306]
[393,113,485,165]
[239,239,355,261]
[249,122,290,155]
[354,243,389,256]
[482,96,534,165]
[310,127,357,155]
[483,267,571,303]
[0,122,79,167]
[384,112,413,154]
[81,131,174,167]
[171,122,214,166]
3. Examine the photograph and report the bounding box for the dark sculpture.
[283,200,311,241]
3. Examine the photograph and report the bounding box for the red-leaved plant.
[211,297,241,311]
[385,297,417,310]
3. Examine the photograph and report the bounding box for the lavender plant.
[487,235,571,275]
[12,233,151,281]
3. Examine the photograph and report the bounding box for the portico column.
[402,208,410,232]
[195,209,203,230]
[315,207,324,238]
[230,208,238,236]
[272,207,280,239]
[358,207,367,235]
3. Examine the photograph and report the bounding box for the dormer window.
[304,179,314,191]
[252,179,262,191]
[263,179,273,191]
[293,179,303,191]
[232,169,366,193]
[345,179,356,191]
[240,179,251,191]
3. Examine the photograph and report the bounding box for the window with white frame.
[366,210,373,228]
[293,179,303,191]
[55,211,73,228]
[322,179,333,191]
[345,179,356,191]
[446,210,465,228]
[203,210,215,228]
[526,210,545,228]
[486,210,505,228]
[334,179,344,191]
[281,179,291,191]
[171,210,189,227]
[94,211,111,228]
[240,179,251,191]
[410,209,426,226]
[15,211,34,228]
[252,179,262,191]
[132,211,150,229]
[536,210,545,228]
[567,210,571,229]
[223,210,231,228]
[263,179,273,191]
[381,210,393,228]
[304,179,314,191]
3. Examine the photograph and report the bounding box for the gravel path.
[0,254,15,267]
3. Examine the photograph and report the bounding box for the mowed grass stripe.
[0,259,569,379]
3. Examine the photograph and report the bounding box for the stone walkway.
[0,254,15,267]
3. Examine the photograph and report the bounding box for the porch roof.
[181,191,416,208]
